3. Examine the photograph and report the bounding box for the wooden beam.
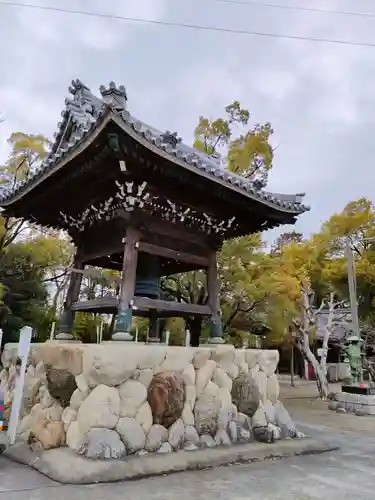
[133,296,211,317]
[207,250,220,317]
[71,297,119,313]
[58,250,84,334]
[206,249,223,338]
[82,242,124,263]
[139,241,208,267]
[118,227,140,313]
[117,210,213,248]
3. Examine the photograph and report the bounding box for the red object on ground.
[308,363,316,380]
[360,384,366,388]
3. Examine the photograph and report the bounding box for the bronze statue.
[343,335,363,385]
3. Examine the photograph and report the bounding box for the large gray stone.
[184,425,200,445]
[82,345,137,386]
[252,406,268,429]
[214,429,231,446]
[213,367,232,391]
[200,434,217,448]
[168,418,185,450]
[77,428,126,460]
[46,366,77,408]
[274,402,297,438]
[118,379,147,415]
[23,376,42,411]
[77,385,120,434]
[116,417,146,454]
[253,426,274,444]
[145,424,168,452]
[66,421,83,451]
[195,360,217,395]
[194,392,221,435]
[231,372,263,417]
[135,402,153,433]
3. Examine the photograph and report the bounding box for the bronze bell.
[134,253,160,299]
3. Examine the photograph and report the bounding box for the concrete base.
[341,385,375,395]
[207,337,225,345]
[4,439,338,485]
[54,333,74,341]
[333,391,375,415]
[111,332,133,341]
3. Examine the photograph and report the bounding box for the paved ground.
[1,380,375,500]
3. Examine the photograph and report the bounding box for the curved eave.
[112,113,309,216]
[0,109,309,217]
[0,108,111,209]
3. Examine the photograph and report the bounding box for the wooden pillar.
[147,312,160,343]
[57,251,84,341]
[206,250,224,344]
[112,226,140,341]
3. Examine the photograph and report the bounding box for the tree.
[0,132,51,256]
[321,198,375,323]
[292,284,330,399]
[219,234,298,342]
[161,270,207,346]
[0,132,50,187]
[271,231,303,256]
[160,102,278,345]
[194,101,274,188]
[317,292,346,381]
[19,229,74,316]
[0,243,48,347]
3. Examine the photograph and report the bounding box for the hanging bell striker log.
[134,253,161,299]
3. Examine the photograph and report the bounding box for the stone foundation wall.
[0,342,302,459]
[330,392,375,416]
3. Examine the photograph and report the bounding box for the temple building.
[0,80,309,345]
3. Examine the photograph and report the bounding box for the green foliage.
[0,132,50,184]
[73,313,102,343]
[271,231,304,256]
[32,307,57,343]
[0,243,48,345]
[193,101,274,187]
[227,122,274,183]
[0,131,70,345]
[320,198,375,323]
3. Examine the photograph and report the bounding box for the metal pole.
[345,236,360,336]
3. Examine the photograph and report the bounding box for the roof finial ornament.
[68,79,90,96]
[161,131,182,148]
[99,81,127,112]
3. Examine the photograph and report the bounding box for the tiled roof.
[315,308,352,342]
[0,79,310,215]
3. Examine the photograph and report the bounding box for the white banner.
[7,326,32,445]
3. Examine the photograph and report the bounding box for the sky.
[1,0,375,241]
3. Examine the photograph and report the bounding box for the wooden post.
[147,312,160,343]
[56,251,84,341]
[112,226,139,341]
[206,250,224,344]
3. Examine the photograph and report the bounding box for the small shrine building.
[0,80,309,345]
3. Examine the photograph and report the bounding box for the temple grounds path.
[2,379,375,500]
